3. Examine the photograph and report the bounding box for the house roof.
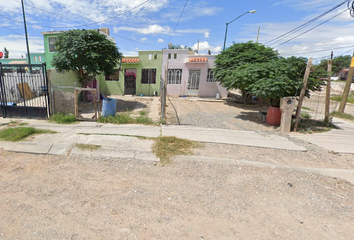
[122,58,140,63]
[188,57,208,62]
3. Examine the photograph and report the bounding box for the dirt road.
[1,149,353,239]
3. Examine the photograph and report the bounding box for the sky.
[0,0,354,63]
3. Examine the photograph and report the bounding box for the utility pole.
[324,52,333,122]
[338,50,354,113]
[21,0,32,68]
[256,27,260,43]
[294,58,313,132]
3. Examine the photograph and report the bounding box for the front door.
[186,70,200,96]
[124,69,136,95]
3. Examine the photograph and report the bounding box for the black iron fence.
[0,63,49,118]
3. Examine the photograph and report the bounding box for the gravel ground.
[1,150,354,239]
[166,97,276,132]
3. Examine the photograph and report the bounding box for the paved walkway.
[0,118,306,154]
[1,117,354,184]
[291,117,354,154]
[1,117,354,155]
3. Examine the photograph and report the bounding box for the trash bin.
[102,98,117,117]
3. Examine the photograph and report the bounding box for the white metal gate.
[186,69,200,96]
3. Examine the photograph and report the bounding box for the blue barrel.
[102,98,117,117]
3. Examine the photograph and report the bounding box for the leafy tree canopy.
[3,47,9,58]
[315,55,352,74]
[52,29,122,83]
[163,43,193,51]
[213,42,323,105]
[248,57,323,106]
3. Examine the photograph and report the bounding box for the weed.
[98,114,135,124]
[300,111,311,119]
[152,136,201,165]
[301,107,312,111]
[330,111,354,121]
[139,111,146,116]
[49,113,77,124]
[75,143,101,151]
[330,91,354,104]
[295,118,337,134]
[136,116,153,125]
[0,127,56,141]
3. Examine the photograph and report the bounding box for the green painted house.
[100,50,162,96]
[41,29,162,96]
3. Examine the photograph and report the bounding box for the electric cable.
[266,0,349,45]
[273,9,348,48]
[349,0,354,17]
[4,0,150,29]
[165,0,189,47]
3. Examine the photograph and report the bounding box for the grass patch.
[295,119,338,134]
[49,113,77,124]
[139,111,147,116]
[330,91,354,104]
[75,143,101,151]
[300,111,311,119]
[152,136,201,165]
[330,111,354,121]
[136,116,153,125]
[98,113,134,124]
[0,127,56,141]
[98,113,154,125]
[301,106,312,111]
[6,121,28,126]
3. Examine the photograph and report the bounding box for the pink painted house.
[162,49,228,98]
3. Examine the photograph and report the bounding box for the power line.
[12,0,81,26]
[273,9,348,48]
[111,34,161,50]
[281,44,354,56]
[266,0,349,45]
[0,17,43,46]
[166,0,189,47]
[28,0,150,29]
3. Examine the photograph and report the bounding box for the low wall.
[53,90,75,114]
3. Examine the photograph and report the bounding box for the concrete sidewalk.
[0,118,307,156]
[291,117,354,154]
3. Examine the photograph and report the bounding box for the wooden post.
[294,57,313,132]
[94,89,97,120]
[74,88,78,119]
[325,52,333,122]
[338,51,354,113]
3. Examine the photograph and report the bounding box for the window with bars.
[48,37,58,52]
[207,69,214,82]
[141,69,156,84]
[105,70,120,81]
[167,69,182,84]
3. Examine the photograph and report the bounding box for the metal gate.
[0,63,50,118]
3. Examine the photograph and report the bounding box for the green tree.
[3,47,9,58]
[52,29,122,83]
[164,43,193,51]
[316,55,352,75]
[213,41,279,102]
[248,57,323,106]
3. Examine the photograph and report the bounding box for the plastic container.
[266,106,281,126]
[102,98,117,117]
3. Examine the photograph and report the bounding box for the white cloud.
[114,24,172,35]
[157,38,164,43]
[192,41,221,54]
[204,32,210,38]
[0,35,43,58]
[140,37,147,41]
